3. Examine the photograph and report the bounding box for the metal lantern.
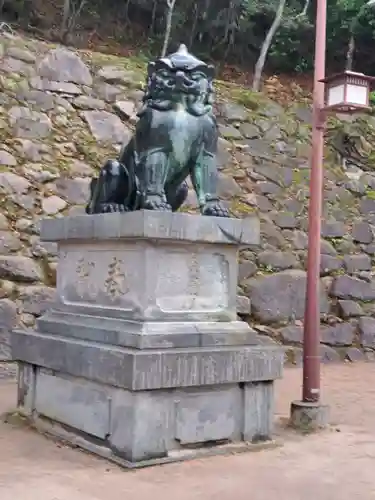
[320,71,375,113]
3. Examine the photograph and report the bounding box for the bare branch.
[252,0,286,92]
[189,1,199,49]
[295,0,310,19]
[69,0,86,30]
[0,22,14,35]
[161,0,177,57]
[345,34,355,71]
[61,0,87,40]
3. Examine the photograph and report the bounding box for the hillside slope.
[1,31,375,366]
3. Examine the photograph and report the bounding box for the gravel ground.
[1,363,375,500]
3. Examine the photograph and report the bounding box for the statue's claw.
[202,201,230,218]
[101,203,129,213]
[143,196,172,212]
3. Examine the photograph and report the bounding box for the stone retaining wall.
[1,32,375,365]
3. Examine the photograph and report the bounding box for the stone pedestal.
[12,211,284,467]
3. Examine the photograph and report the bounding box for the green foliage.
[269,16,314,73]
[8,0,375,76]
[129,0,375,74]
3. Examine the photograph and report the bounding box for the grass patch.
[232,89,261,110]
[366,189,375,200]
[86,50,148,75]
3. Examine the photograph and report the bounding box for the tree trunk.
[61,0,86,42]
[123,0,130,26]
[161,0,176,57]
[149,0,158,36]
[189,1,199,49]
[68,0,86,32]
[0,0,6,15]
[346,34,355,71]
[199,0,211,42]
[61,0,71,34]
[344,1,375,71]
[252,0,286,92]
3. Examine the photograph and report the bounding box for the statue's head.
[142,44,215,116]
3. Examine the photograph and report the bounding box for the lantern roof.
[319,71,375,86]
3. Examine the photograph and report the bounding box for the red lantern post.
[290,0,329,429]
[290,2,375,430]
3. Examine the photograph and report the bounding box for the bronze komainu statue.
[86,44,229,217]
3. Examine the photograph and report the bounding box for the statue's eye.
[158,70,170,78]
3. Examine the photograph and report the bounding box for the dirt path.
[1,363,375,500]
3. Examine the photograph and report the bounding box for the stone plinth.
[12,211,284,467]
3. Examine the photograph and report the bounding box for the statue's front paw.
[143,197,172,212]
[202,202,230,218]
[101,203,129,213]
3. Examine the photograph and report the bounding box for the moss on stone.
[230,198,257,216]
[230,88,261,111]
[291,169,309,185]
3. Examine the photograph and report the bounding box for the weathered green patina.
[86,44,229,217]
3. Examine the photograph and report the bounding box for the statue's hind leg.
[166,181,188,212]
[86,160,131,214]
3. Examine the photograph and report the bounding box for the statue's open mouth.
[173,71,201,95]
[173,81,201,96]
[174,87,200,96]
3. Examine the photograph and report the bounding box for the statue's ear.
[206,64,215,79]
[154,59,172,72]
[193,63,215,79]
[147,62,156,77]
